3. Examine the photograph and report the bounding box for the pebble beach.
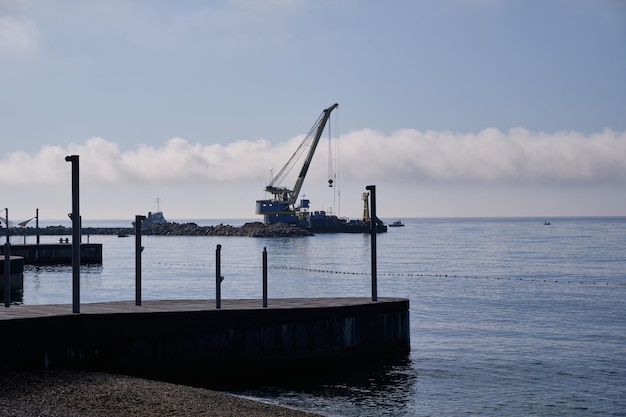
[0,370,322,417]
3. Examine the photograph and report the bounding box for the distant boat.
[132,211,168,227]
[544,221,551,225]
[117,230,130,238]
[132,198,169,227]
[388,220,405,227]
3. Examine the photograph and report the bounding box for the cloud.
[1,127,624,219]
[1,128,625,189]
[0,15,38,57]
[336,127,626,185]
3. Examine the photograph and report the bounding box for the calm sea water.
[10,217,626,416]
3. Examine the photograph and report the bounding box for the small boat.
[117,230,130,238]
[544,221,551,226]
[388,220,405,227]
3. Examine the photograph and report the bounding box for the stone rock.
[15,222,314,238]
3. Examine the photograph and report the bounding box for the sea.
[8,216,626,417]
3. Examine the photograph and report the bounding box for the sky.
[1,0,625,222]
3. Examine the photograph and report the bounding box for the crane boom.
[256,103,338,224]
[288,102,338,205]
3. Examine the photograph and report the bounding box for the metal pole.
[216,244,223,309]
[4,207,10,307]
[135,215,145,306]
[35,208,40,263]
[4,243,10,308]
[366,185,378,301]
[4,208,8,245]
[262,246,268,308]
[36,208,40,245]
[65,155,80,314]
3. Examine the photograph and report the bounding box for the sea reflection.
[21,264,105,305]
[227,355,417,417]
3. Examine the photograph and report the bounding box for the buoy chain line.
[150,262,624,286]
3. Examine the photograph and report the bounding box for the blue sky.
[1,0,625,220]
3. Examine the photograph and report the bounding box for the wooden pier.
[0,297,410,384]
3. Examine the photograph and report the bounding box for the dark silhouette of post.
[216,244,223,309]
[262,246,268,307]
[35,208,40,263]
[135,215,146,306]
[36,208,40,245]
[4,208,10,307]
[3,242,10,308]
[366,185,378,301]
[65,155,80,314]
[4,208,8,246]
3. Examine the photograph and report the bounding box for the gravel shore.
[0,370,323,417]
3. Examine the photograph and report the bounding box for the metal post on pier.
[4,208,8,246]
[366,185,378,302]
[4,208,11,307]
[3,242,10,308]
[262,246,268,308]
[135,215,146,306]
[36,208,40,245]
[35,208,40,263]
[216,244,224,309]
[65,155,80,314]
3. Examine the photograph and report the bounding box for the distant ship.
[143,211,168,226]
[132,198,168,227]
[255,103,387,234]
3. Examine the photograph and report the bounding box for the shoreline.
[0,370,323,417]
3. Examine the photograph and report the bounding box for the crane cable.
[335,110,341,216]
[270,113,323,187]
[328,116,333,188]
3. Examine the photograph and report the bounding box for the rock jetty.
[14,222,313,238]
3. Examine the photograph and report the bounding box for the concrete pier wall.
[0,298,409,383]
[0,256,24,292]
[0,243,102,264]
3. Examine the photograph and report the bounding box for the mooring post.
[3,242,10,308]
[135,215,146,306]
[65,155,80,314]
[3,208,10,307]
[216,244,223,309]
[262,246,268,307]
[36,208,40,245]
[366,185,378,301]
[35,208,40,263]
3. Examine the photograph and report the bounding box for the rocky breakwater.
[17,222,313,238]
[141,221,313,237]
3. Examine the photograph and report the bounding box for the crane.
[256,103,338,224]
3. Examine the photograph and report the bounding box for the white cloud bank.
[2,128,624,186]
[1,128,624,219]
[339,127,626,185]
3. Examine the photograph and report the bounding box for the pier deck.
[0,297,410,384]
[0,297,403,319]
